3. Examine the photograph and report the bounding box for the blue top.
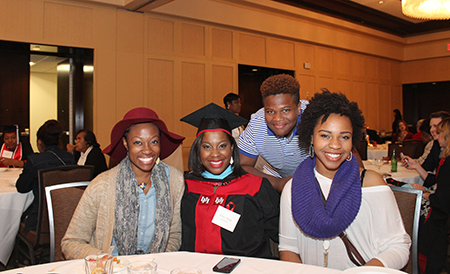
[111,165,169,255]
[238,100,309,178]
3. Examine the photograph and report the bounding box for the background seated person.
[238,74,308,192]
[391,119,413,143]
[362,123,383,145]
[62,107,185,259]
[223,93,245,144]
[412,119,425,140]
[16,120,75,232]
[180,103,279,258]
[66,129,108,178]
[0,125,33,168]
[279,90,410,270]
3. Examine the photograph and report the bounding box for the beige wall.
[1,0,449,170]
[29,71,58,152]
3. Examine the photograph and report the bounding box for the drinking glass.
[127,261,157,274]
[85,253,113,274]
[374,158,384,173]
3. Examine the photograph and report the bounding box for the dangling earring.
[156,157,161,164]
[309,144,314,158]
[230,156,234,165]
[346,151,353,161]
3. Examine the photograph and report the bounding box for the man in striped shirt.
[238,74,309,192]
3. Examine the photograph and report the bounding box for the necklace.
[138,182,147,190]
[323,240,330,267]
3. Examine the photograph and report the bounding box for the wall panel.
[148,18,174,53]
[335,51,350,77]
[212,28,233,59]
[336,78,351,96]
[116,52,144,115]
[297,74,315,100]
[212,65,234,105]
[365,83,379,129]
[267,39,295,68]
[148,58,175,129]
[317,76,334,91]
[379,84,391,130]
[351,54,365,79]
[181,62,205,143]
[182,23,205,56]
[238,34,266,65]
[44,2,93,46]
[316,47,333,75]
[117,9,144,53]
[296,43,315,74]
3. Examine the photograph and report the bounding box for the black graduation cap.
[181,103,248,136]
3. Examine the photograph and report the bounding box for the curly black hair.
[260,74,299,103]
[298,89,365,150]
[188,131,246,178]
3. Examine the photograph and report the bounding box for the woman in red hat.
[62,107,185,259]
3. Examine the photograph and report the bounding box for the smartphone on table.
[213,257,241,273]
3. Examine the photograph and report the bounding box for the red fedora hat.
[103,107,185,161]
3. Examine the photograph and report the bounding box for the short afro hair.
[298,89,365,150]
[260,74,299,103]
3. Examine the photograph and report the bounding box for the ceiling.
[273,0,450,37]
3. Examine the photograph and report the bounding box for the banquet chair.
[15,165,94,265]
[390,186,422,274]
[402,140,425,159]
[45,181,89,262]
[388,143,416,160]
[356,140,368,161]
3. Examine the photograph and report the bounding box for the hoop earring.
[309,144,314,158]
[346,151,353,161]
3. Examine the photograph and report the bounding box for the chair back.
[35,165,94,247]
[390,186,422,274]
[356,140,368,161]
[388,143,416,159]
[402,140,425,159]
[45,181,89,262]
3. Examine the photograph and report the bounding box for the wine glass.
[374,158,384,173]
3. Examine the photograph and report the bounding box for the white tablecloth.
[0,168,33,265]
[2,251,343,274]
[363,161,424,185]
[367,145,388,160]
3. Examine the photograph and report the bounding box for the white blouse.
[279,172,411,270]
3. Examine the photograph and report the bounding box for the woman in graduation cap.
[180,103,280,258]
[0,125,34,168]
[62,107,185,259]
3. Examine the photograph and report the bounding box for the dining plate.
[113,257,129,273]
[342,266,406,274]
[0,167,8,172]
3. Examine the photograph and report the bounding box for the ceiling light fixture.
[402,0,450,20]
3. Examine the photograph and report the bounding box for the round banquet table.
[363,160,424,185]
[0,168,33,265]
[367,145,388,160]
[2,251,344,274]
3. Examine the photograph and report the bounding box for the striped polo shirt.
[238,100,309,178]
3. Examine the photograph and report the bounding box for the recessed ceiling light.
[379,0,384,3]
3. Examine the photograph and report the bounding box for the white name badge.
[1,150,13,159]
[212,205,241,233]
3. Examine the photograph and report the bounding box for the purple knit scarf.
[291,156,362,239]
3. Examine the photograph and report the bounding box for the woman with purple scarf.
[279,90,410,270]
